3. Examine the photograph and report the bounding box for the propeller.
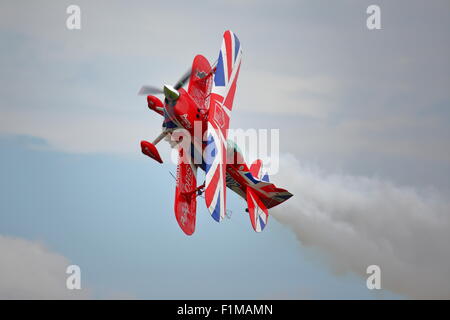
[173,68,192,90]
[138,68,192,97]
[138,85,163,95]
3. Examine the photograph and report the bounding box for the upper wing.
[204,30,242,222]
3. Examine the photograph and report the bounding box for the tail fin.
[250,159,270,182]
[246,188,269,232]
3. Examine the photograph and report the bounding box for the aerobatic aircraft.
[138,30,292,235]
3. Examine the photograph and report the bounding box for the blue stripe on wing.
[234,33,240,63]
[205,134,217,174]
[214,52,225,87]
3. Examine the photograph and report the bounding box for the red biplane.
[138,30,292,235]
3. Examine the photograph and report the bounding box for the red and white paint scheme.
[138,30,292,235]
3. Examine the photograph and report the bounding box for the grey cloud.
[271,155,450,299]
[0,235,90,299]
[1,0,449,163]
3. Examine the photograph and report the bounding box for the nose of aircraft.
[163,84,180,101]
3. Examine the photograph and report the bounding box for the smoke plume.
[271,154,450,299]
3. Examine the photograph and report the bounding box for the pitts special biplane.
[138,30,292,235]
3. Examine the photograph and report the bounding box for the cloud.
[239,71,340,117]
[271,154,450,299]
[1,0,449,164]
[0,235,90,299]
[0,109,155,154]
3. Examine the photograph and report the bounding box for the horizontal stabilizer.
[246,187,269,233]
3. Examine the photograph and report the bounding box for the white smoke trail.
[271,154,450,299]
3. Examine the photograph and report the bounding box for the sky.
[0,0,449,299]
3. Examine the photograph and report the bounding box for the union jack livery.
[205,30,242,222]
[138,30,292,235]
